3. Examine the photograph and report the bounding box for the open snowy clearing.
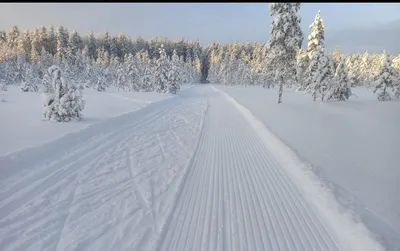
[0,85,193,157]
[0,84,385,251]
[215,84,400,250]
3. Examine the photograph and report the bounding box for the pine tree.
[373,53,399,101]
[38,26,48,53]
[117,33,129,59]
[110,37,118,57]
[21,29,32,60]
[359,51,371,87]
[56,26,68,60]
[142,63,155,92]
[21,63,39,92]
[267,3,303,103]
[193,55,201,83]
[296,49,310,91]
[43,65,84,122]
[307,10,325,59]
[7,25,20,50]
[68,30,81,60]
[30,29,41,63]
[87,31,97,60]
[168,49,180,94]
[154,44,170,93]
[327,58,352,101]
[47,25,57,55]
[102,31,111,54]
[307,46,334,101]
[331,47,341,69]
[94,56,107,92]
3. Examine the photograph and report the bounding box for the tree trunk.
[278,75,283,104]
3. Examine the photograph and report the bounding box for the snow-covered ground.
[0,86,192,157]
[215,84,400,250]
[0,84,388,251]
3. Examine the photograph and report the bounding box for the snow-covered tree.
[21,63,39,92]
[359,51,371,87]
[56,26,69,61]
[373,53,399,101]
[8,25,20,50]
[307,10,324,59]
[43,65,84,122]
[154,44,170,93]
[306,46,334,101]
[327,58,352,101]
[93,62,107,92]
[331,47,342,69]
[296,49,310,91]
[168,49,181,94]
[68,30,81,60]
[87,31,97,60]
[47,25,57,55]
[267,3,303,103]
[142,62,154,92]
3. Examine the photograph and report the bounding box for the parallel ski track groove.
[155,89,340,251]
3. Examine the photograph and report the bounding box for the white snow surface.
[0,84,387,251]
[0,86,193,157]
[216,84,400,250]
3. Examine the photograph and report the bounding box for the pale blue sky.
[1,3,399,53]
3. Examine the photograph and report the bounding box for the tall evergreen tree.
[307,10,325,59]
[7,25,20,50]
[267,3,303,103]
[328,58,352,101]
[154,44,170,93]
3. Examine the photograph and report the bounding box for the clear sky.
[1,3,399,53]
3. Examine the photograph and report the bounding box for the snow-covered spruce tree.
[124,53,139,91]
[115,59,128,91]
[142,61,155,92]
[93,52,108,92]
[167,49,181,94]
[94,64,107,92]
[307,10,324,60]
[327,58,352,101]
[21,64,39,92]
[193,55,201,83]
[43,65,84,122]
[267,3,303,103]
[296,49,310,91]
[373,53,399,101]
[154,44,170,93]
[359,51,371,87]
[307,46,334,101]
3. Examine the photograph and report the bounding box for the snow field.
[0,86,207,251]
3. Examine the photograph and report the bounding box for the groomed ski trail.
[154,85,384,251]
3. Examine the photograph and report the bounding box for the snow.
[0,84,387,251]
[215,84,400,250]
[0,86,190,157]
